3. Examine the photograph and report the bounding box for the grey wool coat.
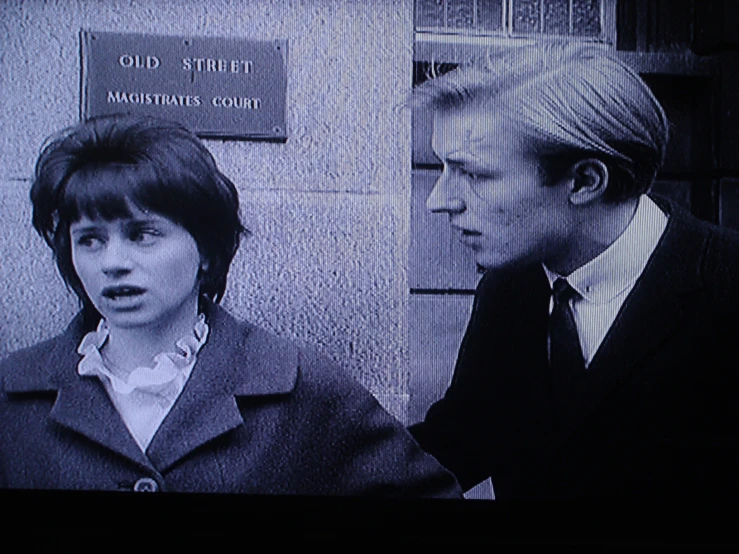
[0,302,462,497]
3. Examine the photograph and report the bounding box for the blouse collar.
[76,315,209,396]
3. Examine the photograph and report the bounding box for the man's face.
[428,107,572,270]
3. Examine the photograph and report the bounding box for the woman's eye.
[130,228,161,244]
[76,235,104,249]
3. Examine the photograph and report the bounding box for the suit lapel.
[472,266,552,447]
[510,266,556,443]
[554,208,707,438]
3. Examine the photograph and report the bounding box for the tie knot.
[552,278,578,301]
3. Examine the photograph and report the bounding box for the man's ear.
[567,158,609,205]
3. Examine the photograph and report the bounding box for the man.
[409,45,739,501]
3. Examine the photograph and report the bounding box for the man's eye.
[443,164,484,181]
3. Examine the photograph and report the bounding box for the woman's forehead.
[63,167,158,218]
[70,202,168,227]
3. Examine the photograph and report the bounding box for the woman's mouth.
[101,286,146,300]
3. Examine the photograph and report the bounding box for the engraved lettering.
[182,58,254,73]
[119,55,134,68]
[118,54,159,69]
[211,96,262,109]
[106,91,201,107]
[107,91,125,103]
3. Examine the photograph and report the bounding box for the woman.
[0,115,461,497]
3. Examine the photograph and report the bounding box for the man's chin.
[474,255,530,272]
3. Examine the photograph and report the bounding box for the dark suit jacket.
[0,302,462,497]
[411,198,739,501]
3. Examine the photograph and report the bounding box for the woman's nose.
[100,237,133,275]
[426,171,466,214]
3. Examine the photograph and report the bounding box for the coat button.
[133,477,159,492]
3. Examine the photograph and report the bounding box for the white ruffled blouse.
[76,315,209,453]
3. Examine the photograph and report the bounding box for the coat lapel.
[6,304,300,474]
[4,315,153,468]
[50,373,153,469]
[146,303,299,472]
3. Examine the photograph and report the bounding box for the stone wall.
[0,0,413,421]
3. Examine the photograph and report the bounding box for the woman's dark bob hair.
[31,114,247,318]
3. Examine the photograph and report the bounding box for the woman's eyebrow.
[121,217,168,233]
[124,216,162,226]
[69,223,103,234]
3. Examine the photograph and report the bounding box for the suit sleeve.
[409,272,506,491]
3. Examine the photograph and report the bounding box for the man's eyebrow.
[443,151,472,165]
[444,154,490,171]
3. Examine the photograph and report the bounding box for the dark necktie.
[548,278,585,376]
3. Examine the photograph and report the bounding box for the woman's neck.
[101,299,200,372]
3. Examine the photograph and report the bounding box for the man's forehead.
[432,107,522,152]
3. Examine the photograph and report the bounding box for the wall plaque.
[82,31,288,140]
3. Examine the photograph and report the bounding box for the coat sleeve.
[290,347,463,498]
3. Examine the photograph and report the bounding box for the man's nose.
[101,237,133,275]
[426,171,465,214]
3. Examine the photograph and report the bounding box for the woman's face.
[69,203,203,332]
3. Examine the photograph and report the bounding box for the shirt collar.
[543,195,668,304]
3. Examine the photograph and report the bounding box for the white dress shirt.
[542,195,668,368]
